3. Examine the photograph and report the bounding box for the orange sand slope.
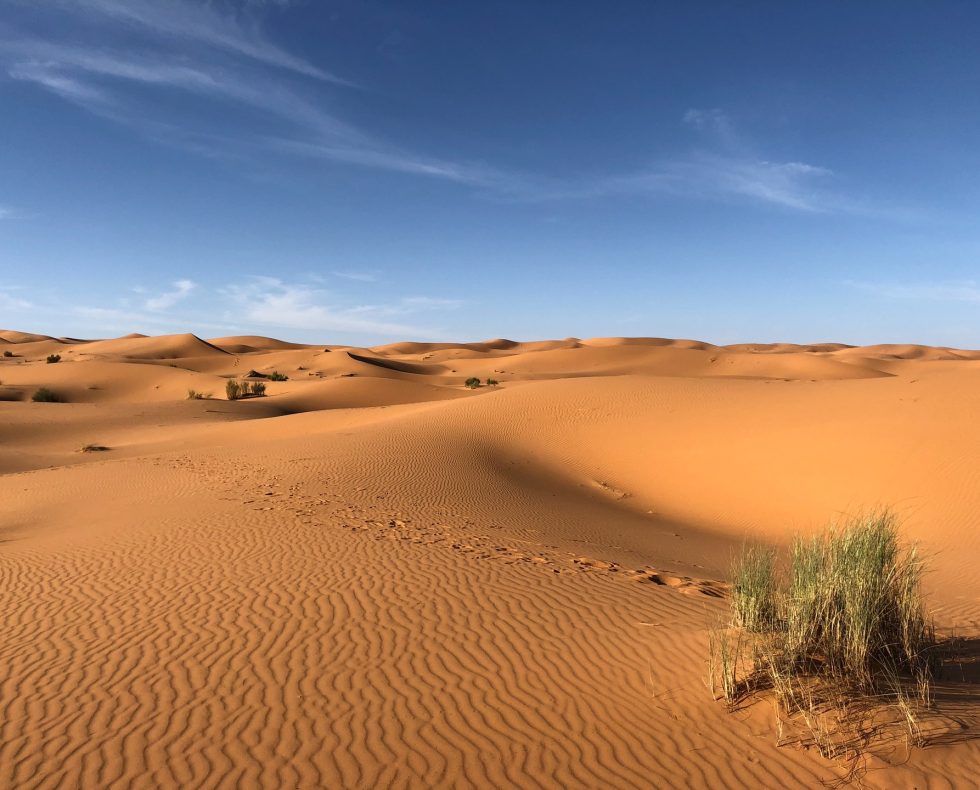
[1,330,979,788]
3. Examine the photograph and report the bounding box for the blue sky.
[1,1,979,345]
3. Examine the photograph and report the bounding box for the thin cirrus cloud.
[145,279,197,311]
[332,271,380,283]
[0,289,34,310]
[848,280,980,304]
[61,0,345,83]
[2,3,857,214]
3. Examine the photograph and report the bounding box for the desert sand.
[1,329,978,788]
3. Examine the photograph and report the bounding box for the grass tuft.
[732,544,778,632]
[708,511,939,765]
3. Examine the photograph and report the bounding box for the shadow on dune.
[925,637,980,747]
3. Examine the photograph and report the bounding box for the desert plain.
[0,327,978,788]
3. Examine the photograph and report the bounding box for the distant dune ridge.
[1,328,978,788]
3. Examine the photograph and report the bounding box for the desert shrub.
[46,354,61,364]
[268,371,288,381]
[226,380,266,400]
[465,377,481,389]
[3,350,13,357]
[245,370,266,378]
[486,378,499,386]
[32,387,62,402]
[80,444,109,452]
[709,511,937,761]
[187,389,210,400]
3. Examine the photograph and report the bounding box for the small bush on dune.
[709,511,938,763]
[268,371,288,381]
[245,370,266,378]
[32,387,62,402]
[465,377,481,389]
[226,379,267,400]
[3,350,13,358]
[80,444,109,453]
[486,378,499,386]
[46,354,61,364]
[187,389,211,400]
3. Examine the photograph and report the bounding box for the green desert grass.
[709,511,938,762]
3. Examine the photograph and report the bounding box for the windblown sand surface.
[1,330,978,788]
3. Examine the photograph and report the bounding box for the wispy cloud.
[605,109,837,212]
[332,270,379,283]
[848,280,980,304]
[0,289,34,310]
[682,108,737,145]
[65,0,344,82]
[72,304,237,334]
[3,274,461,340]
[1,5,872,216]
[221,277,453,338]
[145,279,196,311]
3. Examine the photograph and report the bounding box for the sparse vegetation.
[245,370,266,378]
[268,371,288,381]
[46,353,61,364]
[465,377,482,389]
[3,350,13,357]
[708,511,939,763]
[486,378,499,386]
[80,444,110,453]
[32,387,63,403]
[226,379,267,400]
[187,389,211,400]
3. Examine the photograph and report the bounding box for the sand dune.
[74,332,230,360]
[0,329,57,344]
[208,334,315,353]
[1,330,979,788]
